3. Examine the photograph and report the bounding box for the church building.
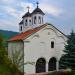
[8,2,68,74]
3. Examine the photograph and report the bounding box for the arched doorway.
[48,57,56,71]
[36,58,46,73]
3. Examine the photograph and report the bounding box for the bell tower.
[19,2,45,33]
[19,6,32,33]
[31,2,45,28]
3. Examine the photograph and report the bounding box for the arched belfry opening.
[48,57,56,71]
[36,58,46,73]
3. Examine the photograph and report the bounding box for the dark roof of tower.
[22,12,31,18]
[19,20,23,24]
[31,7,45,15]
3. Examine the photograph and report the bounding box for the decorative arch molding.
[42,28,58,36]
[40,41,46,44]
[42,27,66,40]
[35,57,47,65]
[48,57,57,62]
[58,36,66,42]
[50,38,56,41]
[31,33,40,40]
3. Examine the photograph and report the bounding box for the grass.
[0,64,12,75]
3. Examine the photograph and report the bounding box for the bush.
[0,33,23,75]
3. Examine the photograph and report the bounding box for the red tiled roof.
[8,25,47,41]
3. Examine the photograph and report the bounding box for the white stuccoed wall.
[23,24,67,74]
[23,17,32,32]
[8,41,24,72]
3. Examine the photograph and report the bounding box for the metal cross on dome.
[27,6,30,12]
[36,1,39,8]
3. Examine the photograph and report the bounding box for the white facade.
[8,24,67,74]
[23,24,67,74]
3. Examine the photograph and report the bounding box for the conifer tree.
[60,30,75,70]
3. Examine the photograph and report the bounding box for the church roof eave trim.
[19,20,23,25]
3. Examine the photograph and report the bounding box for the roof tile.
[8,25,46,41]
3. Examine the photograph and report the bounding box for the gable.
[8,23,67,42]
[24,23,67,42]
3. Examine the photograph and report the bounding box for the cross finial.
[27,6,30,12]
[36,1,39,8]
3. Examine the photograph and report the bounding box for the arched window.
[36,58,46,73]
[25,19,27,26]
[42,17,43,23]
[34,16,36,24]
[20,26,22,31]
[51,41,54,48]
[32,17,33,25]
[38,16,41,24]
[29,20,31,22]
[29,20,31,25]
[48,57,56,71]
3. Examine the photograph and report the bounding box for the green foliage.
[0,33,23,75]
[0,30,19,47]
[0,33,7,63]
[60,30,75,70]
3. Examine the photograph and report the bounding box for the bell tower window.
[42,17,43,23]
[25,19,27,26]
[34,16,36,24]
[29,20,31,25]
[38,16,41,24]
[20,26,22,31]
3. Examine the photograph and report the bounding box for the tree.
[0,33,7,63]
[60,30,75,70]
[0,33,23,75]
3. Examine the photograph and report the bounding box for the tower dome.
[32,7,45,15]
[22,12,31,18]
[19,2,45,33]
[32,2,45,15]
[31,2,45,28]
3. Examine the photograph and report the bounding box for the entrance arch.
[48,57,56,71]
[36,58,46,73]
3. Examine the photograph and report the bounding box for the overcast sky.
[0,0,75,34]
